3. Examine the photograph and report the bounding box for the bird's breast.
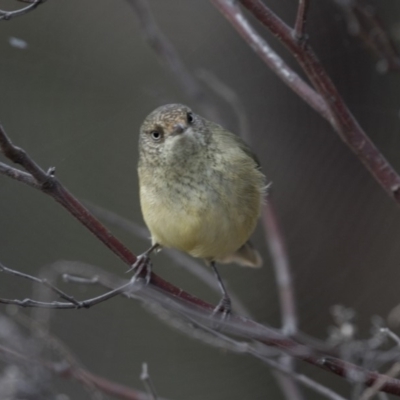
[139,163,261,260]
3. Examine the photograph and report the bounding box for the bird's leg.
[126,243,160,285]
[210,261,232,317]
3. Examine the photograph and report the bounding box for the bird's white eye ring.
[151,131,162,141]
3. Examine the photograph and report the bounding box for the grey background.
[1,0,400,398]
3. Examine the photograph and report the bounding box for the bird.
[136,103,266,314]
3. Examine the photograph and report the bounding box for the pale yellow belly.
[140,186,257,261]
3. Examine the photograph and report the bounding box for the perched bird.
[137,103,266,314]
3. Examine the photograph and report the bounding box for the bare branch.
[140,363,158,400]
[293,0,310,40]
[0,0,44,21]
[0,262,81,307]
[262,202,297,336]
[0,261,141,309]
[0,161,39,188]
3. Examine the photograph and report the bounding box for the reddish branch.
[294,0,310,40]
[211,0,400,206]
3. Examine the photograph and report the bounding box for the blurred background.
[1,0,400,398]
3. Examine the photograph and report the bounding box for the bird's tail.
[219,241,262,268]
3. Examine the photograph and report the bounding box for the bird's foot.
[212,295,232,320]
[126,253,153,285]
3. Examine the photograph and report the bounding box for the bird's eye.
[187,112,194,124]
[151,131,162,141]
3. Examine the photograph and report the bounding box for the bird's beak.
[172,123,186,135]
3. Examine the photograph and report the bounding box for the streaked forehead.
[142,104,190,128]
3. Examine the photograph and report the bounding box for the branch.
[262,200,301,399]
[0,0,44,21]
[0,261,140,309]
[140,363,158,400]
[0,161,39,188]
[262,202,297,336]
[211,0,400,206]
[293,0,310,41]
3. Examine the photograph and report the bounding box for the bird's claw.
[126,254,152,285]
[212,295,232,320]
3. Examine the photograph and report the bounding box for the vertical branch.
[262,200,301,400]
[293,0,310,40]
[262,202,297,337]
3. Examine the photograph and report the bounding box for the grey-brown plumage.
[138,104,265,268]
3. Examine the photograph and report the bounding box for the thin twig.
[293,0,310,40]
[0,262,141,309]
[0,0,43,21]
[262,203,297,336]
[262,201,301,400]
[140,363,158,400]
[0,262,81,307]
[382,328,400,348]
[0,161,40,188]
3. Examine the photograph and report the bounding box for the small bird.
[137,104,266,314]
